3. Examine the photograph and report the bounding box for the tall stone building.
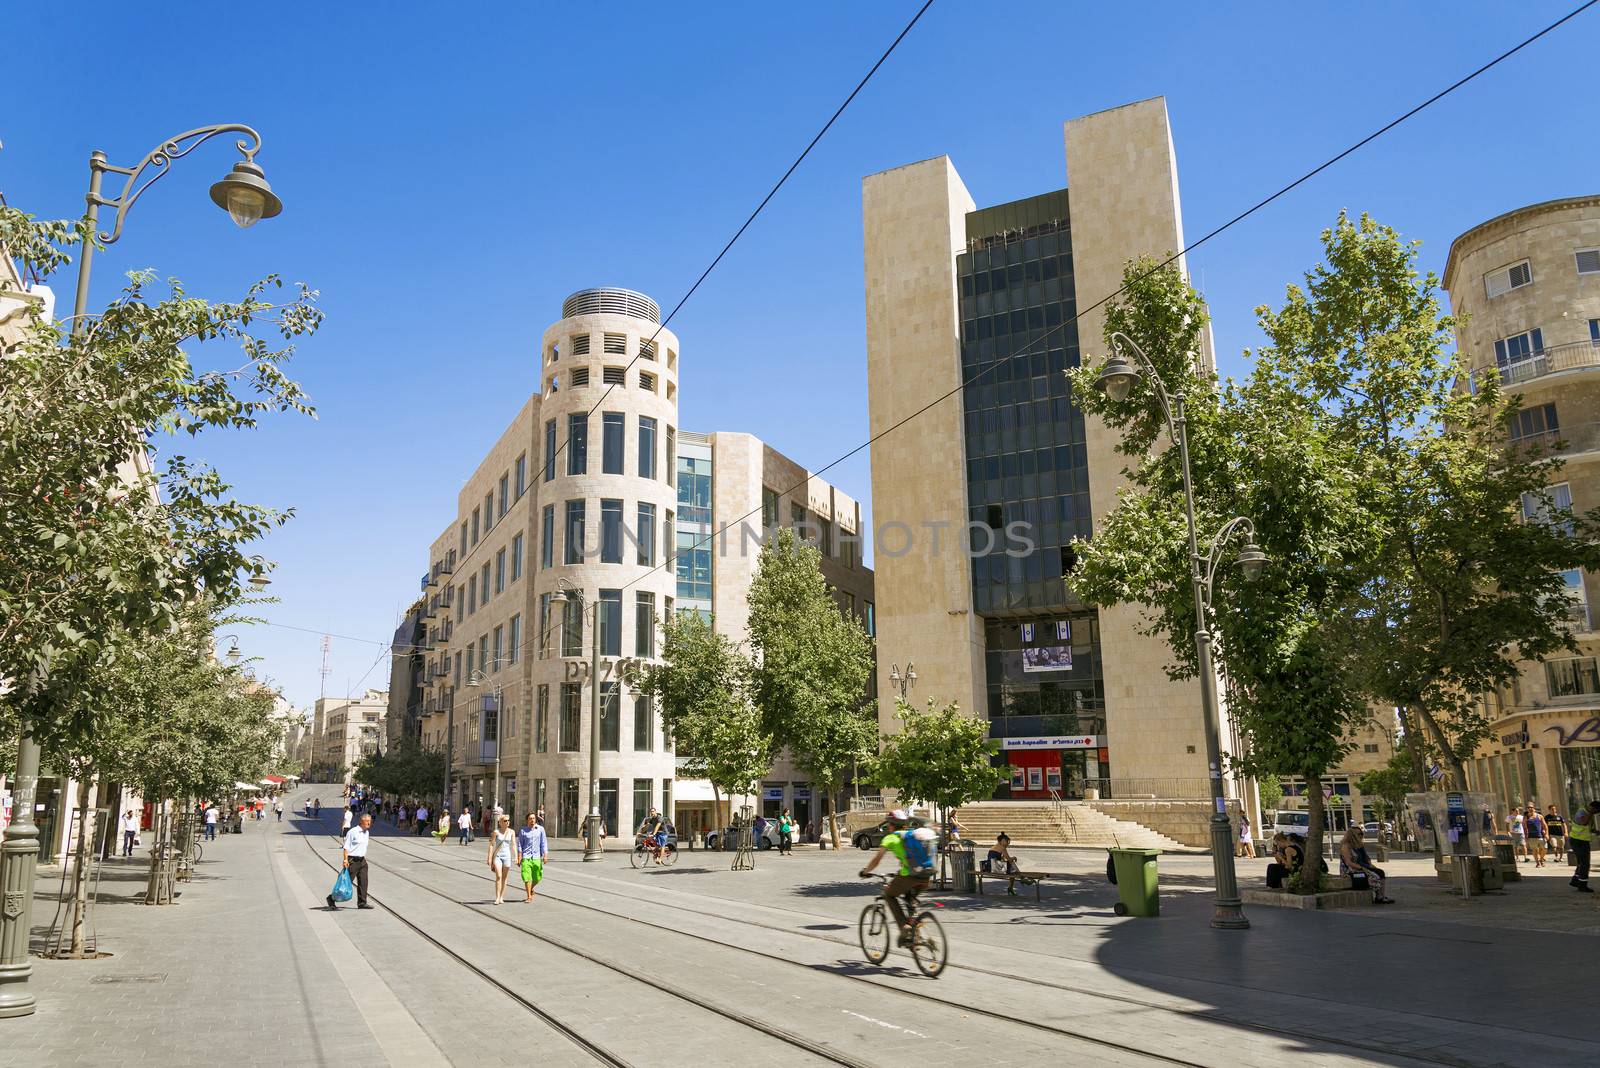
[311,690,388,784]
[415,289,872,839]
[863,97,1228,800]
[1446,195,1600,817]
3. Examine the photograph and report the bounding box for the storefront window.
[1561,748,1600,818]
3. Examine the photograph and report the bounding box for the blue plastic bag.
[331,868,354,903]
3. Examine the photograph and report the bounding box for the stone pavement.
[7,790,1600,1067]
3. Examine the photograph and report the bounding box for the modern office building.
[414,288,873,839]
[1445,195,1600,817]
[863,97,1228,800]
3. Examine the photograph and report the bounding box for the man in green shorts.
[516,812,548,903]
[859,809,930,946]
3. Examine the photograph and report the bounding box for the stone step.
[952,801,1187,852]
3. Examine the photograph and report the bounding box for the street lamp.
[559,581,606,861]
[889,661,917,701]
[467,660,513,816]
[1089,331,1268,931]
[0,122,283,1021]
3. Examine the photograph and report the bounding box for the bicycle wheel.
[629,844,646,869]
[908,910,948,977]
[858,902,890,965]
[190,842,203,864]
[660,844,679,866]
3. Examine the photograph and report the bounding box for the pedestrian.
[1547,805,1567,863]
[535,806,547,829]
[1338,827,1394,904]
[1235,817,1254,858]
[313,798,321,817]
[458,809,473,846]
[274,800,283,823]
[1525,804,1547,868]
[1509,806,1527,861]
[517,812,548,903]
[778,809,794,855]
[203,803,218,841]
[488,814,516,904]
[415,803,429,837]
[341,806,354,834]
[1569,801,1599,893]
[119,810,139,857]
[329,812,374,910]
[437,808,451,843]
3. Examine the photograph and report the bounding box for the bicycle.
[629,834,679,868]
[858,874,947,977]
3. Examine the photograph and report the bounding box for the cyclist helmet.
[887,809,909,827]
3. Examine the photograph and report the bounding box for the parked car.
[704,817,779,851]
[853,819,896,850]
[633,821,679,849]
[1269,810,1311,841]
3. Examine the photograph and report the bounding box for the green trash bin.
[1109,847,1160,917]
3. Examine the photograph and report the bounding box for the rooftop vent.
[562,287,660,324]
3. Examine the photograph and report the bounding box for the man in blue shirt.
[516,812,548,903]
[329,813,373,910]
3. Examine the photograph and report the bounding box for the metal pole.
[1173,393,1248,930]
[0,152,108,1018]
[492,681,502,815]
[583,599,603,861]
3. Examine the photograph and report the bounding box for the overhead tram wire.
[601,0,1600,605]
[402,0,935,624]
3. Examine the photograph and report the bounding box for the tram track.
[297,816,874,1068]
[364,830,1486,1068]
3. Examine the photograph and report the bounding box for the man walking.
[1569,800,1598,893]
[415,803,429,837]
[342,806,354,834]
[274,800,283,823]
[517,812,548,903]
[203,803,218,841]
[458,809,473,846]
[1547,804,1567,864]
[329,812,374,910]
[119,810,139,857]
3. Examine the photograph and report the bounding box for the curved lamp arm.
[1107,331,1184,447]
[89,124,265,245]
[1197,515,1258,611]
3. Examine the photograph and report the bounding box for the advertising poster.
[1022,646,1072,672]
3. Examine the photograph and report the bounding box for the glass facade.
[956,190,1106,775]
[675,439,714,616]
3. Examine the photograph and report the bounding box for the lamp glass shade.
[1236,544,1267,582]
[225,185,266,228]
[1095,357,1139,403]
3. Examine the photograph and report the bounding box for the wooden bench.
[976,868,1049,901]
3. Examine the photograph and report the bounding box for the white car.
[704,819,781,851]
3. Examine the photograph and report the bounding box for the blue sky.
[6,3,1596,710]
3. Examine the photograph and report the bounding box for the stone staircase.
[951,801,1189,851]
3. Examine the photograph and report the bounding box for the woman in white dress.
[487,814,516,904]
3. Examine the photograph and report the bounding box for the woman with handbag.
[1339,826,1394,904]
[778,809,794,855]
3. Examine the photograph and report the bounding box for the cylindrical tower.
[530,288,680,842]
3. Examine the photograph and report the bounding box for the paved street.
[3,786,1594,1067]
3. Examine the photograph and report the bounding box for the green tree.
[355,737,446,802]
[0,204,320,759]
[638,611,772,840]
[1064,255,1373,886]
[745,529,876,847]
[1358,753,1413,822]
[1256,774,1283,814]
[872,698,1004,835]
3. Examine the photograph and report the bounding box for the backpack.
[901,827,938,876]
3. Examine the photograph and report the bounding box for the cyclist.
[859,809,934,946]
[638,807,669,864]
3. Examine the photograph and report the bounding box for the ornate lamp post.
[889,661,917,701]
[1092,331,1267,931]
[558,582,605,861]
[0,124,282,1020]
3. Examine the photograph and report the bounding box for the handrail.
[1466,338,1600,392]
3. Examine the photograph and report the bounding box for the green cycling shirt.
[881,830,910,876]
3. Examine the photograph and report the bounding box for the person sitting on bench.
[984,832,1032,896]
[1266,832,1304,890]
[1340,826,1394,904]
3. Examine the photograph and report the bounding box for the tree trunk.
[67,771,94,956]
[1396,708,1429,792]
[1412,702,1467,789]
[710,782,721,849]
[1294,775,1325,894]
[144,800,169,906]
[826,780,842,850]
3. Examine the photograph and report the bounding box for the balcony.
[1508,420,1600,460]
[1469,339,1600,393]
[419,572,431,593]
[435,620,453,645]
[423,597,438,620]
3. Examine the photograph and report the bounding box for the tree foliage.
[354,737,447,801]
[872,698,1004,818]
[745,528,876,845]
[0,203,320,755]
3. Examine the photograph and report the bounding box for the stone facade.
[1444,196,1600,819]
[313,691,388,783]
